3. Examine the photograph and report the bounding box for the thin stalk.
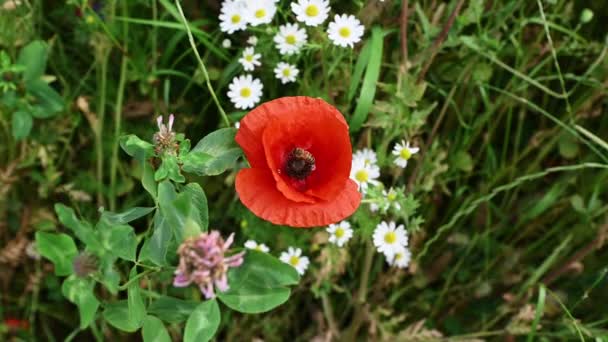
[175,0,230,127]
[109,1,129,211]
[96,52,109,207]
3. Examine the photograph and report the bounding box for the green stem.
[109,1,129,211]
[96,51,109,207]
[174,0,230,127]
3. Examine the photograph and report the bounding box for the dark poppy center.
[285,148,315,180]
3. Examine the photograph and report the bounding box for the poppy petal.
[260,101,352,202]
[236,168,361,228]
[235,96,347,168]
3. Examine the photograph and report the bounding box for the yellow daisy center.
[400,148,412,160]
[388,192,397,201]
[255,9,266,19]
[240,87,251,98]
[282,68,291,77]
[335,228,345,238]
[255,245,263,251]
[384,231,396,244]
[286,34,297,45]
[305,5,319,17]
[231,14,241,24]
[395,252,403,260]
[339,27,351,38]
[355,170,369,183]
[289,256,300,266]
[245,54,253,62]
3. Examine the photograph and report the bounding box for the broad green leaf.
[99,258,120,295]
[350,27,384,132]
[62,275,99,329]
[184,299,220,342]
[142,162,158,200]
[101,207,155,225]
[35,232,78,276]
[155,154,185,183]
[128,268,146,328]
[217,250,299,313]
[158,182,200,242]
[28,80,64,117]
[99,223,138,261]
[17,40,48,83]
[148,296,199,324]
[103,300,141,332]
[144,211,173,266]
[142,315,171,342]
[120,134,155,162]
[183,183,209,232]
[11,110,32,140]
[181,150,213,174]
[188,128,241,176]
[54,204,102,252]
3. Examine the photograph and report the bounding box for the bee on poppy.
[235,96,361,227]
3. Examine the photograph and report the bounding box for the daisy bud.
[173,231,245,299]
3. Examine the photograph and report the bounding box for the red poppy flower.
[4,318,29,331]
[235,96,361,227]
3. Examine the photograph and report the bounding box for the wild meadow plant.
[1,0,608,341]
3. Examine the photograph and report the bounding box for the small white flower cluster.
[373,221,411,268]
[244,239,310,275]
[222,0,366,109]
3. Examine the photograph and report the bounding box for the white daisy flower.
[239,47,261,71]
[392,140,419,168]
[243,0,277,26]
[327,14,365,48]
[273,23,308,55]
[326,221,353,247]
[353,148,377,166]
[373,221,408,258]
[371,187,401,212]
[219,1,247,34]
[247,36,258,46]
[280,247,309,275]
[274,62,299,84]
[244,240,269,253]
[350,156,380,193]
[227,74,263,110]
[291,0,330,27]
[387,246,411,269]
[221,38,232,48]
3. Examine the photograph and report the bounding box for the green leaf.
[17,40,48,83]
[452,151,474,172]
[347,39,371,103]
[142,316,171,342]
[184,299,221,342]
[188,128,241,176]
[217,250,299,313]
[101,207,155,225]
[143,211,173,266]
[155,154,185,183]
[349,27,384,132]
[11,110,32,140]
[120,134,155,163]
[62,275,100,329]
[35,232,78,276]
[181,150,213,174]
[183,183,209,232]
[103,300,141,332]
[99,258,120,295]
[148,296,199,324]
[28,80,64,117]
[128,268,146,328]
[99,223,138,261]
[142,162,158,200]
[158,181,201,242]
[54,204,102,252]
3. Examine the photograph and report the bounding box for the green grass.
[1,0,608,341]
